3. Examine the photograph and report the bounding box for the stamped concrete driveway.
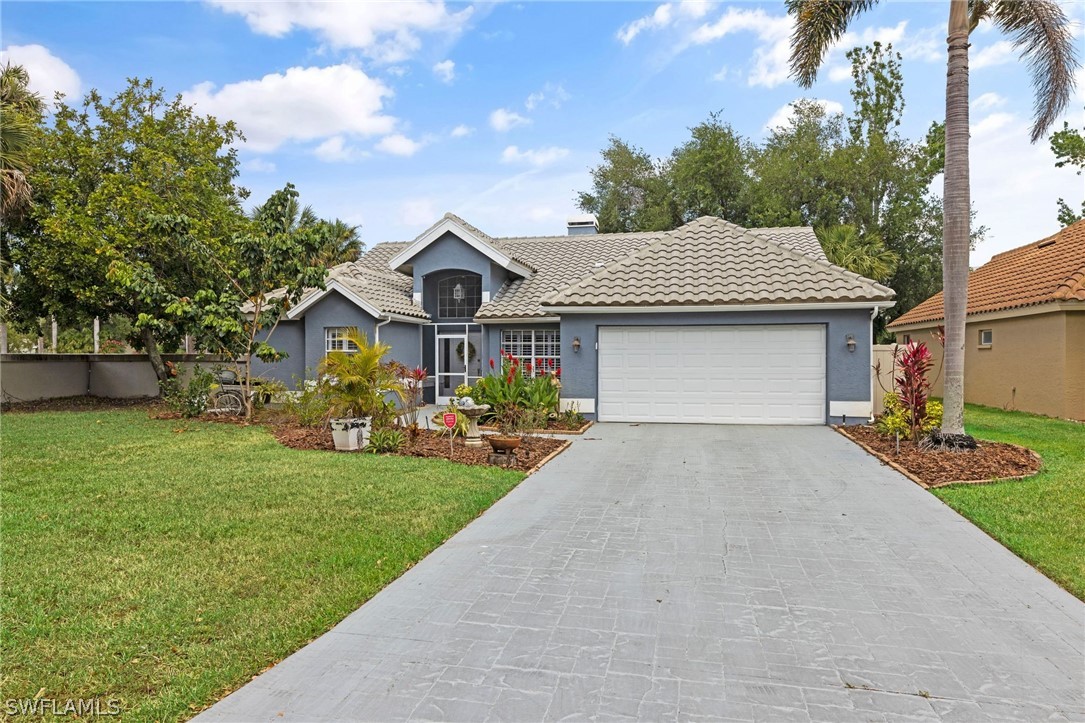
[198,424,1084,722]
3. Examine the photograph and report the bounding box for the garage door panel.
[598,325,825,425]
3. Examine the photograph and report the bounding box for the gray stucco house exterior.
[255,213,894,424]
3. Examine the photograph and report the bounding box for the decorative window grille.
[437,275,482,319]
[325,327,358,353]
[501,329,560,376]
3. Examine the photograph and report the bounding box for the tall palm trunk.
[941,0,971,435]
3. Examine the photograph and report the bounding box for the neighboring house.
[887,220,1085,421]
[255,213,895,424]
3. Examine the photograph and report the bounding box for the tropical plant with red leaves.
[895,341,933,443]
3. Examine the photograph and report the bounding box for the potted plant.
[487,402,524,452]
[318,327,405,451]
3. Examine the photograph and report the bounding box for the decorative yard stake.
[443,412,457,454]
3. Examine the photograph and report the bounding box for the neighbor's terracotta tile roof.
[888,220,1085,327]
[540,217,894,308]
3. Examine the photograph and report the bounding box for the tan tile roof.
[750,226,826,260]
[541,217,893,308]
[296,216,878,321]
[888,220,1085,327]
[475,232,663,319]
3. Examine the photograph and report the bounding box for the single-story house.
[887,219,1085,421]
[255,213,895,424]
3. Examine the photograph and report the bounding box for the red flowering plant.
[473,350,561,433]
[877,341,940,445]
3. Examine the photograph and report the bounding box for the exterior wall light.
[846,334,856,352]
[572,337,582,353]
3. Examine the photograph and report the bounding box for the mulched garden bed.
[837,424,1042,488]
[271,425,568,473]
[1,395,160,413]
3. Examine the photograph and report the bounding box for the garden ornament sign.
[443,412,457,453]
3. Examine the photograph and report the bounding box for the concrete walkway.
[198,424,1084,722]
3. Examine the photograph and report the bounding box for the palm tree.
[817,225,898,282]
[250,198,362,266]
[0,63,44,222]
[787,0,1077,437]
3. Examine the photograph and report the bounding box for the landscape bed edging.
[833,425,1043,489]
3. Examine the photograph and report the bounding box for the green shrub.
[365,428,405,453]
[284,373,332,427]
[161,366,215,418]
[876,392,943,439]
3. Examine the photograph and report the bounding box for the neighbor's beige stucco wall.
[1064,312,1085,421]
[895,310,1082,421]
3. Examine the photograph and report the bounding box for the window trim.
[501,328,560,377]
[325,327,359,353]
[978,329,993,348]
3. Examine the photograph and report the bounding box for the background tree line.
[576,43,981,338]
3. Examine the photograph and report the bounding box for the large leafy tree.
[669,113,755,225]
[166,184,330,418]
[787,0,1079,437]
[576,137,679,233]
[1050,117,1085,226]
[11,78,248,381]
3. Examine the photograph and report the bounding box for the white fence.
[0,354,213,402]
[872,344,900,414]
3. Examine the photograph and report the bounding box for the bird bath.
[455,398,491,448]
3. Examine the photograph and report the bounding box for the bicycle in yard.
[206,369,250,416]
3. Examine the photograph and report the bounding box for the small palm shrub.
[318,328,404,419]
[365,428,406,454]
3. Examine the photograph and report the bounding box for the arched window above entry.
[437,274,482,319]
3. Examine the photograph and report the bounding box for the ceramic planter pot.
[330,417,371,451]
[487,435,522,452]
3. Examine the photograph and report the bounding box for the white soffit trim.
[560,398,596,414]
[830,401,872,418]
[387,217,533,278]
[543,302,895,314]
[474,317,560,325]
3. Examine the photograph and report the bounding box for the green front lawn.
[933,404,1085,600]
[1,410,523,720]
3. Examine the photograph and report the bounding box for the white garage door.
[597,325,826,424]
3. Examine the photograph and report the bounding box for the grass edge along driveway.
[1,410,524,721]
[933,404,1085,601]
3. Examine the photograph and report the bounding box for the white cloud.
[206,0,474,63]
[689,8,794,88]
[765,99,844,130]
[432,59,455,84]
[967,108,1082,264]
[450,124,473,138]
[711,65,730,82]
[375,133,423,157]
[0,44,81,101]
[314,135,370,162]
[525,82,570,111]
[500,145,570,167]
[489,107,530,132]
[972,40,1016,70]
[185,64,395,153]
[242,157,277,173]
[616,1,711,45]
[971,92,1007,112]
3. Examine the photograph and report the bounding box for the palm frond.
[787,0,880,88]
[987,0,1079,142]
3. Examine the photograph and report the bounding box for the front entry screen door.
[436,324,483,402]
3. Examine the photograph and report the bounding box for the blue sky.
[3,1,1083,264]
